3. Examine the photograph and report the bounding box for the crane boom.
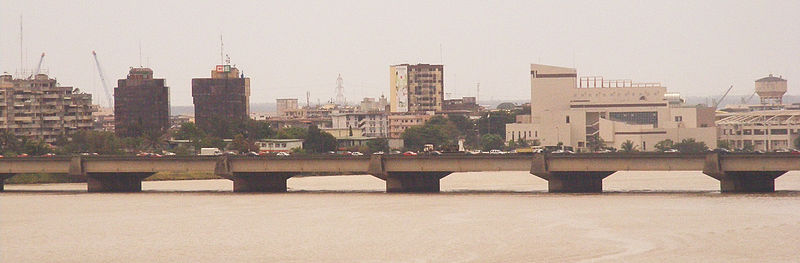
[30,52,45,78]
[714,85,734,109]
[91,51,114,108]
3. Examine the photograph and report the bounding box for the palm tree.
[620,140,638,152]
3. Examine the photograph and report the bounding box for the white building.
[331,112,389,138]
[256,139,304,153]
[506,64,717,152]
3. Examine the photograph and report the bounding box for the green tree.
[367,138,389,153]
[673,138,708,153]
[402,116,460,151]
[140,130,169,152]
[58,131,122,155]
[742,141,755,152]
[654,139,675,152]
[620,140,638,152]
[303,125,337,153]
[480,134,505,151]
[0,130,22,154]
[718,140,733,150]
[230,134,257,153]
[276,127,308,139]
[478,111,516,136]
[586,134,606,152]
[174,122,204,140]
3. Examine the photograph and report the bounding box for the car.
[327,151,336,155]
[276,152,290,156]
[775,148,793,153]
[552,149,574,154]
[712,148,731,154]
[402,151,417,156]
[467,150,482,155]
[136,152,150,157]
[350,152,364,156]
[663,149,679,153]
[372,151,385,155]
[41,153,56,157]
[17,153,29,157]
[489,149,505,155]
[80,152,92,156]
[245,151,260,156]
[390,150,402,155]
[163,151,176,156]
[531,149,545,154]
[596,149,613,153]
[429,151,442,156]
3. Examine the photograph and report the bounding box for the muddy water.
[2,171,800,262]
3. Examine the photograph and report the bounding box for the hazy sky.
[1,0,798,107]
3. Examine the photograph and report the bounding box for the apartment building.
[390,64,444,113]
[0,73,94,143]
[388,112,434,138]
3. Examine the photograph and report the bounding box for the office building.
[390,64,444,113]
[192,65,250,134]
[114,68,170,137]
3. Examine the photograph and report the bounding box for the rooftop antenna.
[220,34,224,65]
[20,15,24,73]
[138,41,143,67]
[306,91,310,107]
[476,82,480,103]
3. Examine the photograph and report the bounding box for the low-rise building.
[388,112,434,138]
[331,112,389,138]
[256,139,304,153]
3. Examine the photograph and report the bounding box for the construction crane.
[91,51,114,109]
[713,85,734,109]
[28,52,45,79]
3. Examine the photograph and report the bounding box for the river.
[2,171,800,262]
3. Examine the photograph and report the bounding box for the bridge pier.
[87,173,154,192]
[231,173,295,192]
[385,172,452,193]
[532,172,615,193]
[704,171,786,193]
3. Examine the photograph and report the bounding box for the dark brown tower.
[114,68,170,137]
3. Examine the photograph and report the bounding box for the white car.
[350,152,364,156]
[489,149,505,155]
[276,152,290,156]
[467,150,482,155]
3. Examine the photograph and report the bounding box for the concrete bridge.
[0,153,797,193]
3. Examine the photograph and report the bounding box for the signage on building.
[215,65,231,73]
[395,66,408,112]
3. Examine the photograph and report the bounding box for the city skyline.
[1,0,799,107]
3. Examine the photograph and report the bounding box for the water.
[3,171,800,262]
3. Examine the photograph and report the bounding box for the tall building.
[506,64,716,151]
[0,73,94,143]
[192,65,250,134]
[389,64,444,113]
[114,68,170,137]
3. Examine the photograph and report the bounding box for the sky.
[1,0,799,107]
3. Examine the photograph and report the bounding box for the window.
[566,116,570,123]
[674,116,682,122]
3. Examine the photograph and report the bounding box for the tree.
[230,134,257,153]
[276,127,307,139]
[22,139,52,155]
[174,122,204,140]
[742,141,755,152]
[0,130,22,154]
[303,125,337,153]
[57,131,123,155]
[480,134,505,151]
[654,139,675,152]
[367,138,389,153]
[478,111,516,136]
[140,130,169,152]
[718,140,733,150]
[620,140,638,152]
[401,116,461,151]
[586,134,606,152]
[673,138,708,153]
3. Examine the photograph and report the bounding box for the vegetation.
[672,138,708,153]
[401,116,460,151]
[480,134,504,151]
[654,139,675,152]
[366,138,389,153]
[620,140,638,152]
[303,125,338,153]
[718,140,732,150]
[586,134,606,152]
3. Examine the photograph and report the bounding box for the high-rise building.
[192,65,250,135]
[114,68,170,137]
[389,64,444,113]
[0,73,94,143]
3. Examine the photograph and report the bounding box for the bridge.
[0,153,797,193]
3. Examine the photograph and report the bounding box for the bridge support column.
[533,172,615,193]
[704,171,786,193]
[384,172,452,193]
[87,173,154,192]
[0,174,15,191]
[231,173,295,192]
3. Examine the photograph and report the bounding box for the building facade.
[192,65,250,134]
[114,68,170,137]
[276,98,299,116]
[388,112,434,138]
[390,64,444,113]
[0,73,94,143]
[331,112,389,138]
[507,64,716,151]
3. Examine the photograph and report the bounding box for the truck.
[199,148,222,156]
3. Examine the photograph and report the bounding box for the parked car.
[390,150,402,155]
[552,149,574,154]
[489,149,505,155]
[429,151,442,156]
[467,150,482,155]
[350,152,364,156]
[246,151,260,156]
[663,149,679,153]
[276,152,291,156]
[17,153,29,157]
[372,151,385,155]
[403,151,417,156]
[40,153,56,157]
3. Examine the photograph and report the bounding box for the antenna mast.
[220,35,224,65]
[20,15,24,73]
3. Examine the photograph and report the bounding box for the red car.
[402,151,417,156]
